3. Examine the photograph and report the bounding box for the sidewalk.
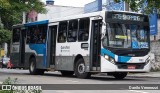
[128,71,160,78]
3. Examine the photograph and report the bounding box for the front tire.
[113,72,127,79]
[74,58,91,79]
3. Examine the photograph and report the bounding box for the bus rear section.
[11,20,49,75]
[11,25,25,68]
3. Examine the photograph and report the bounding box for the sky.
[41,0,95,7]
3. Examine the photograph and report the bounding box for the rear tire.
[29,58,45,75]
[61,71,74,76]
[113,72,127,79]
[29,58,37,75]
[74,58,91,79]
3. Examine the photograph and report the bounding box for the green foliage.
[0,0,47,29]
[114,0,160,14]
[0,28,12,45]
[2,77,18,85]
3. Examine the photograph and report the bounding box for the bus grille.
[116,63,145,69]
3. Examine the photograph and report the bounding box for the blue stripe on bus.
[101,48,115,58]
[29,44,46,54]
[29,44,47,67]
[101,48,131,63]
[118,56,131,63]
[24,20,48,26]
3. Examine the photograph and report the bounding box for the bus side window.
[37,24,47,43]
[58,21,67,43]
[26,26,37,44]
[78,18,90,42]
[67,20,78,42]
[12,28,20,43]
[26,28,30,44]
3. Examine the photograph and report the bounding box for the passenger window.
[26,24,47,44]
[68,20,78,42]
[78,18,90,41]
[58,21,67,43]
[12,28,20,43]
[26,26,37,44]
[37,25,47,43]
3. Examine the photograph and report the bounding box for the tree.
[0,0,46,56]
[0,0,47,30]
[0,28,11,45]
[115,0,160,14]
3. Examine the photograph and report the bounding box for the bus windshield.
[103,23,149,49]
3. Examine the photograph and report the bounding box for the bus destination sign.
[112,14,144,21]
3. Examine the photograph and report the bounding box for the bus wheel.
[74,58,91,79]
[29,58,37,75]
[113,72,127,80]
[60,71,74,76]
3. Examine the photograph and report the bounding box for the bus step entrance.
[92,67,100,71]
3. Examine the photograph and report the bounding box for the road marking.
[128,90,149,93]
[66,80,79,83]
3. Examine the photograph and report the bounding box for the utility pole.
[22,12,26,24]
[22,1,29,24]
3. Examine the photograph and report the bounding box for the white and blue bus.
[11,11,151,79]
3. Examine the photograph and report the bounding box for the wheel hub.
[78,63,85,74]
[30,62,34,72]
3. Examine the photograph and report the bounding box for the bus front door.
[47,25,57,68]
[90,19,102,71]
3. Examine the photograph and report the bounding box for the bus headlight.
[145,56,150,65]
[104,54,115,64]
[104,55,109,60]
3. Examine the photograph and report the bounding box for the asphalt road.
[0,68,160,93]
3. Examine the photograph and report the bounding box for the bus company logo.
[61,46,70,52]
[61,46,70,49]
[2,85,12,90]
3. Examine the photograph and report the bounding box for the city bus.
[10,11,151,79]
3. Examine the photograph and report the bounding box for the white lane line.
[128,90,149,93]
[66,80,79,83]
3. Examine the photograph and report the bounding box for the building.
[27,0,84,22]
[38,5,83,21]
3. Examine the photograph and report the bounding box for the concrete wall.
[150,41,160,71]
[38,5,84,21]
[150,17,160,71]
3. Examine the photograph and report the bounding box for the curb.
[128,72,160,78]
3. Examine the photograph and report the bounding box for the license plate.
[128,65,136,69]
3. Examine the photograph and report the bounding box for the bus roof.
[49,11,103,23]
[49,10,146,23]
[12,10,146,28]
[13,24,24,28]
[24,20,49,26]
